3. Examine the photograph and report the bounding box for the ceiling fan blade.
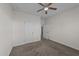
[38,3,45,6]
[47,3,52,6]
[45,11,47,14]
[49,7,57,10]
[37,8,44,12]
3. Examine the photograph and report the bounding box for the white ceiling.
[11,3,79,17]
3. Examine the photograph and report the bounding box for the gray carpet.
[10,39,79,56]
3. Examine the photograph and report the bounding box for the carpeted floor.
[10,39,79,56]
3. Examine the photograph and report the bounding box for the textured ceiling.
[11,3,79,17]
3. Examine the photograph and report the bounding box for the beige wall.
[44,6,79,50]
[0,4,13,55]
[13,11,41,46]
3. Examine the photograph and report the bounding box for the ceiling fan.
[37,3,57,14]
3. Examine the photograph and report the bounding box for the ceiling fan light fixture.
[44,7,48,11]
[37,3,57,14]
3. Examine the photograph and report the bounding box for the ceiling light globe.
[44,7,48,11]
